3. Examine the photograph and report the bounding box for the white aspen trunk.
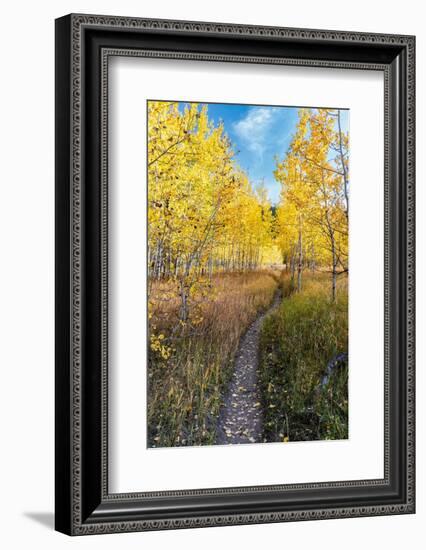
[297,222,303,293]
[337,109,349,220]
[331,236,337,303]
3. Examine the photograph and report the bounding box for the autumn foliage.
[147,100,349,447]
[275,108,349,300]
[148,101,279,354]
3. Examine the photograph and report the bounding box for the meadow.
[148,269,349,447]
[148,269,280,447]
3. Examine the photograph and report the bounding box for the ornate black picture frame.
[55,13,415,535]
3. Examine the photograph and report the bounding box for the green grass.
[259,273,348,442]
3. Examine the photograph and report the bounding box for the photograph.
[147,100,349,448]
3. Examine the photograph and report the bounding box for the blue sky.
[179,102,349,205]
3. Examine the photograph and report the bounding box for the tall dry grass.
[148,270,280,447]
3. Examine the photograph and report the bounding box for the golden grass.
[148,269,280,447]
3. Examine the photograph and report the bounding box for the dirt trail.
[216,290,282,445]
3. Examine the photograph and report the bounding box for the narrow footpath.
[216,290,282,445]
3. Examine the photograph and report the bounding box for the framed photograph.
[55,14,415,535]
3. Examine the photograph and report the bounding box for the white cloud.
[233,107,278,157]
